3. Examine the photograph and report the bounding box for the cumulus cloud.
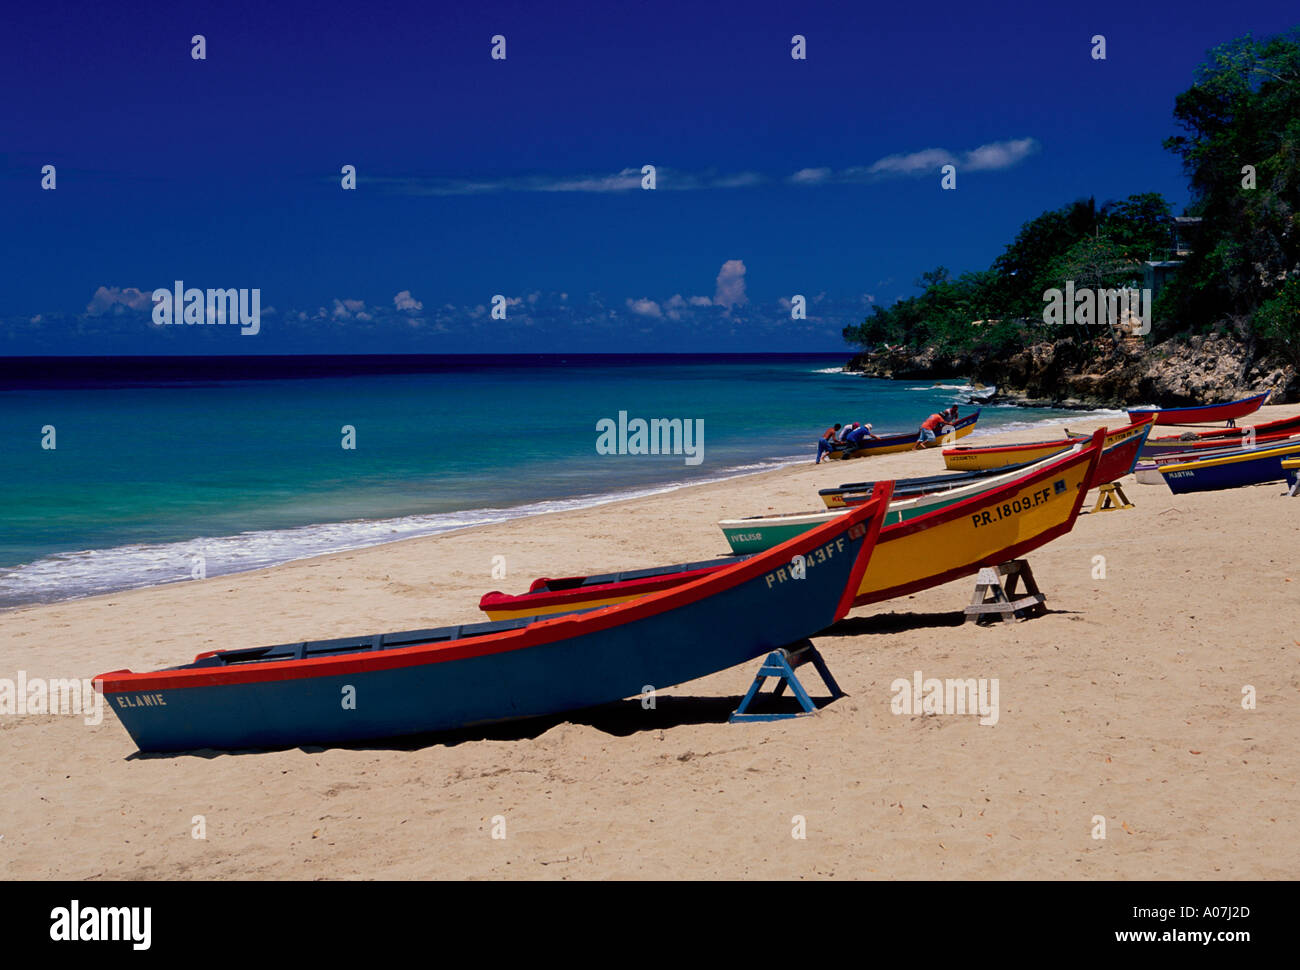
[626,298,663,318]
[393,290,423,312]
[331,298,367,319]
[714,260,748,307]
[86,286,153,315]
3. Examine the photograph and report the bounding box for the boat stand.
[730,640,842,722]
[1090,482,1134,512]
[963,559,1046,625]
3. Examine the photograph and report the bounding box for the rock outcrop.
[846,330,1298,408]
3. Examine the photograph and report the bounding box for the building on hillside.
[1144,216,1204,301]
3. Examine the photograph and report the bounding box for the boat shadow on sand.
[819,607,1081,637]
[124,694,830,760]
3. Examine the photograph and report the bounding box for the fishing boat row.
[488,430,1105,621]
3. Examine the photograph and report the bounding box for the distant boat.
[1158,439,1300,493]
[1136,433,1300,481]
[831,421,1147,501]
[942,433,1090,471]
[96,487,892,752]
[825,409,981,459]
[1127,391,1270,427]
[1140,412,1300,457]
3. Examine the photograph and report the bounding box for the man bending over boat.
[914,406,959,450]
[841,422,880,455]
[815,423,843,463]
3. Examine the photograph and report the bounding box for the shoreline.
[1,407,1112,612]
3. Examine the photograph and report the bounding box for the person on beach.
[815,423,843,463]
[842,422,879,452]
[914,407,958,449]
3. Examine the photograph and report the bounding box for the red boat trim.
[481,561,731,610]
[97,488,891,694]
[943,436,1083,457]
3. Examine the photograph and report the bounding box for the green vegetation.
[845,28,1300,366]
[1163,31,1300,348]
[844,193,1172,356]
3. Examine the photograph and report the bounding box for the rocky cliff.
[846,330,1298,409]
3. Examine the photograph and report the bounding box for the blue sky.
[2,0,1297,354]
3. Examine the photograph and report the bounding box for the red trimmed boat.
[1140,414,1300,458]
[1127,391,1270,427]
[95,485,893,752]
[940,420,1151,481]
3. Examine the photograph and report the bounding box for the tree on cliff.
[1163,30,1300,342]
[843,193,1172,355]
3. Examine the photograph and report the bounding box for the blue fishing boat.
[1158,440,1300,494]
[95,484,893,752]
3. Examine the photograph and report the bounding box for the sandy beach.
[3,405,1298,880]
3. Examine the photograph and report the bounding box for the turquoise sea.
[0,354,1121,607]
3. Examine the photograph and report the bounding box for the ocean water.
[0,354,1121,607]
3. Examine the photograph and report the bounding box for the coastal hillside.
[843,29,1300,407]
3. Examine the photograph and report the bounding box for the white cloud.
[86,286,153,315]
[332,298,367,319]
[714,260,748,307]
[790,167,832,184]
[963,137,1039,171]
[792,138,1040,184]
[626,298,663,318]
[687,295,713,306]
[394,290,423,311]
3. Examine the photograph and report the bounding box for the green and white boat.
[719,443,1086,554]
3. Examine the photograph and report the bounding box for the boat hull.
[1284,458,1300,492]
[1159,442,1300,493]
[942,437,1085,471]
[1128,391,1270,426]
[1142,412,1300,456]
[97,490,890,752]
[942,420,1150,474]
[1086,421,1153,486]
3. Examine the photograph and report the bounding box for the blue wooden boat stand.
[730,639,843,722]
